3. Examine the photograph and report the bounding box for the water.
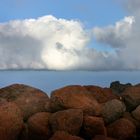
[0,70,140,95]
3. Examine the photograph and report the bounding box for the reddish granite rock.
[85,85,119,103]
[123,112,140,139]
[0,102,24,140]
[81,116,106,139]
[84,85,102,93]
[0,98,7,105]
[132,105,140,121]
[107,118,136,140]
[0,84,49,120]
[92,135,117,140]
[122,86,140,111]
[123,112,140,128]
[49,131,84,140]
[19,123,29,140]
[48,85,101,116]
[101,99,126,124]
[27,112,51,140]
[49,109,83,135]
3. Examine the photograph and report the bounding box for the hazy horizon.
[0,70,140,95]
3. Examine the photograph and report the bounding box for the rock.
[27,112,51,140]
[92,135,117,140]
[49,131,84,140]
[84,85,103,93]
[85,85,119,103]
[132,105,140,121]
[123,112,140,128]
[123,112,140,139]
[134,83,140,87]
[48,85,101,116]
[18,123,29,140]
[49,109,83,135]
[81,116,106,139]
[101,99,126,124]
[0,102,24,140]
[107,118,136,140]
[110,81,131,94]
[0,98,7,105]
[122,86,140,111]
[0,84,49,120]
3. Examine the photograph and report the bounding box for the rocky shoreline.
[0,81,140,140]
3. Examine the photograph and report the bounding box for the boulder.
[107,118,136,140]
[122,86,140,111]
[48,85,101,116]
[85,85,119,103]
[134,83,140,87]
[49,131,84,140]
[18,123,29,140]
[123,112,140,139]
[123,112,140,128]
[27,112,51,140]
[101,99,126,124]
[49,109,83,135]
[0,102,24,140]
[92,135,117,140]
[110,81,131,94]
[132,105,140,121]
[0,84,49,120]
[0,98,7,105]
[81,116,106,139]
[84,85,103,93]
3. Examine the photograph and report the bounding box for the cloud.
[125,0,140,13]
[0,15,114,70]
[93,16,135,48]
[1,0,140,70]
[93,0,140,70]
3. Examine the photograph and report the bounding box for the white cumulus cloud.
[0,15,114,70]
[1,0,140,70]
[93,16,135,48]
[93,0,140,70]
[0,15,88,70]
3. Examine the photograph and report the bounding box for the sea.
[0,70,140,95]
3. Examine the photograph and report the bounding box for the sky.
[0,0,140,70]
[0,0,125,26]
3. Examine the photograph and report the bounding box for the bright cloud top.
[0,15,89,70]
[0,15,119,70]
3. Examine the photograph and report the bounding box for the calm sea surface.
[0,70,140,95]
